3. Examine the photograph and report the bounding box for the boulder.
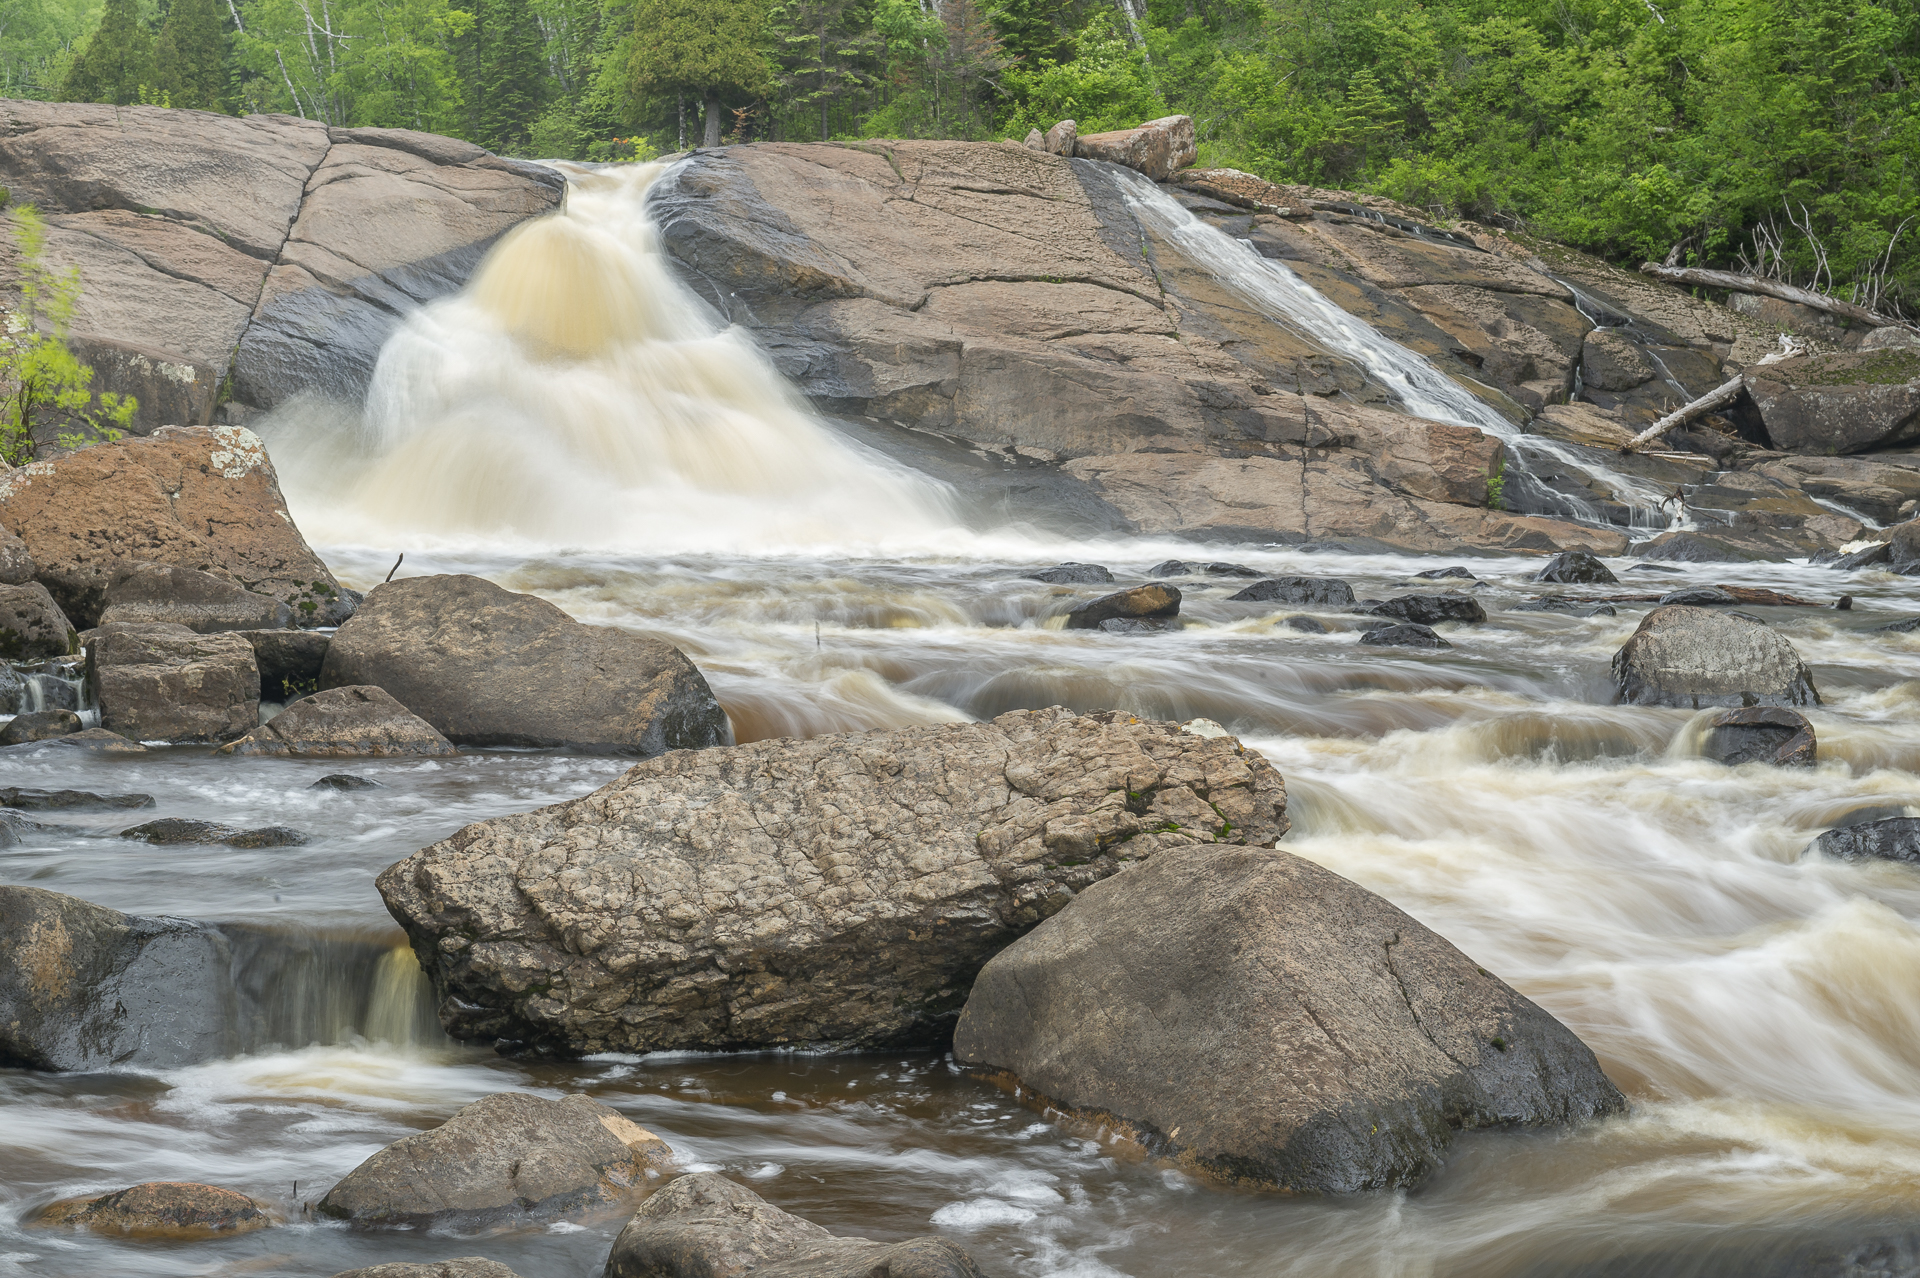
[1630,531,1775,563]
[45,727,147,753]
[1414,566,1477,580]
[1097,617,1174,634]
[1229,577,1355,605]
[0,524,32,584]
[0,425,351,627]
[97,563,293,633]
[0,582,76,660]
[1041,119,1077,157]
[1699,707,1816,768]
[0,787,153,811]
[952,846,1626,1191]
[1825,541,1893,571]
[1072,115,1197,181]
[88,624,260,743]
[313,774,384,790]
[317,1092,672,1230]
[331,1264,523,1278]
[0,709,82,745]
[1061,583,1180,629]
[1509,597,1617,617]
[121,818,307,848]
[215,686,457,758]
[0,885,233,1070]
[1027,562,1112,584]
[1150,560,1260,577]
[1808,817,1920,862]
[1365,593,1487,626]
[1744,348,1920,454]
[1360,622,1451,649]
[319,575,727,754]
[1284,615,1328,633]
[34,1182,273,1238]
[1659,587,1736,606]
[603,1172,987,1278]
[246,627,332,701]
[1611,606,1820,709]
[377,709,1289,1054]
[1533,551,1617,585]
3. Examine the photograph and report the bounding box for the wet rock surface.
[953,846,1626,1192]
[121,818,308,848]
[42,727,147,753]
[1365,592,1488,625]
[1063,584,1180,629]
[1229,576,1356,605]
[378,709,1289,1055]
[0,787,153,811]
[1027,563,1112,584]
[89,624,260,744]
[603,1172,989,1278]
[330,1263,524,1278]
[0,582,76,660]
[312,774,384,791]
[1360,622,1451,649]
[321,575,728,754]
[216,686,457,758]
[1534,551,1618,584]
[1808,817,1920,863]
[0,709,82,745]
[97,563,293,634]
[1613,606,1820,709]
[1150,560,1261,577]
[35,1182,274,1239]
[246,627,333,701]
[1700,707,1817,768]
[318,1092,671,1230]
[1744,348,1920,454]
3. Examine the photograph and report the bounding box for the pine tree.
[464,0,547,154]
[155,0,231,111]
[769,0,880,141]
[59,0,156,105]
[629,0,771,147]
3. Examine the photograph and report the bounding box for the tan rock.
[88,624,259,744]
[35,1182,274,1239]
[215,685,457,758]
[1072,114,1196,180]
[0,582,75,660]
[1041,118,1077,156]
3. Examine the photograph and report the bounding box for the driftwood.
[1638,263,1915,330]
[1619,376,1745,454]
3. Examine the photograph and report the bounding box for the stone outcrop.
[1808,817,1920,862]
[318,1092,672,1230]
[1612,606,1820,709]
[1072,114,1196,181]
[245,627,331,701]
[88,623,259,743]
[0,524,32,584]
[0,581,75,659]
[1063,583,1179,629]
[216,685,457,758]
[1364,592,1486,626]
[378,709,1289,1054]
[97,562,294,633]
[319,574,728,754]
[1028,562,1111,584]
[603,1172,988,1278]
[1699,707,1816,767]
[0,425,350,628]
[121,817,307,847]
[34,1182,274,1238]
[0,709,81,744]
[952,846,1627,1191]
[1229,576,1355,605]
[1744,348,1920,454]
[0,101,563,431]
[0,786,153,810]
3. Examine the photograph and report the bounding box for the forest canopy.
[17,0,1920,314]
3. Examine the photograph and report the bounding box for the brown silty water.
[6,162,1920,1278]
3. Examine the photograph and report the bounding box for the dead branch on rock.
[1619,376,1746,454]
[1639,262,1916,330]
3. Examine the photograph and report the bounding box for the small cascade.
[2,657,90,720]
[1108,167,1682,532]
[219,926,447,1053]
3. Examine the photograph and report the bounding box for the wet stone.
[1027,562,1113,584]
[1150,560,1261,577]
[46,727,147,753]
[1284,615,1328,633]
[1228,576,1356,605]
[34,1182,274,1239]
[0,787,154,811]
[1612,606,1820,710]
[1808,817,1920,863]
[1064,583,1180,629]
[1097,617,1175,634]
[1414,566,1478,580]
[1533,551,1618,585]
[120,818,308,848]
[311,774,384,791]
[1875,616,1920,633]
[0,710,82,745]
[1360,622,1451,649]
[1366,593,1487,626]
[1700,707,1817,768]
[329,1263,524,1278]
[1660,587,1738,606]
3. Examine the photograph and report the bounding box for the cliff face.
[0,102,562,433]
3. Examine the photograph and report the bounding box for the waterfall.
[1105,166,1681,531]
[263,161,959,553]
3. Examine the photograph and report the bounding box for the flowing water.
[8,161,1920,1278]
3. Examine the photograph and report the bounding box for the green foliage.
[1486,457,1506,510]
[155,0,231,110]
[1001,12,1158,137]
[58,0,154,104]
[0,207,137,468]
[463,0,549,152]
[629,0,771,98]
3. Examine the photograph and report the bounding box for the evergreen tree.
[59,0,156,105]
[769,0,880,142]
[629,0,770,147]
[464,0,547,153]
[155,0,232,111]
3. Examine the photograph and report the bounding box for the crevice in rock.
[1382,932,1476,1072]
[224,135,337,414]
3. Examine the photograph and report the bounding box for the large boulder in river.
[377,709,1289,1054]
[0,425,350,628]
[319,575,727,754]
[1611,606,1820,709]
[88,623,260,743]
[318,1092,673,1230]
[1533,550,1617,584]
[604,1172,987,1278]
[215,686,457,758]
[0,581,76,659]
[1807,817,1920,863]
[952,846,1626,1191]
[1699,707,1816,768]
[34,1182,274,1238]
[1744,347,1920,454]
[97,563,294,633]
[1063,583,1179,629]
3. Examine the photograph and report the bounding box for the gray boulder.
[0,787,153,811]
[1360,622,1451,649]
[331,1264,523,1278]
[0,709,82,745]
[1151,560,1261,578]
[34,1182,275,1238]
[1659,587,1737,606]
[44,727,148,753]
[1027,562,1112,584]
[1062,583,1180,629]
[121,818,307,848]
[1700,707,1816,768]
[0,582,77,660]
[1365,593,1487,626]
[1744,348,1920,454]
[318,1092,673,1230]
[215,686,457,758]
[88,624,260,743]
[1807,817,1920,863]
[1612,606,1820,709]
[1533,550,1617,584]
[603,1173,987,1278]
[246,627,332,702]
[320,575,727,754]
[952,846,1627,1192]
[0,524,33,584]
[1228,577,1356,605]
[377,709,1289,1054]
[97,563,293,633]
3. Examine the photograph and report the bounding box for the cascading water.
[261,161,959,553]
[1107,166,1684,532]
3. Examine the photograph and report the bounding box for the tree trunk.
[1618,376,1745,455]
[703,90,721,147]
[677,92,685,151]
[1639,262,1915,331]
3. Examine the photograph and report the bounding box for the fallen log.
[1619,376,1745,455]
[1638,263,1915,331]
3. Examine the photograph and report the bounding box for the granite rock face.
[378,709,1289,1054]
[97,563,294,633]
[953,846,1627,1191]
[1612,606,1821,709]
[88,623,260,743]
[215,685,457,758]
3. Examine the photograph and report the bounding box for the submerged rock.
[89,623,260,744]
[1097,617,1175,634]
[0,709,82,745]
[330,1263,524,1278]
[1284,615,1329,633]
[35,1182,274,1239]
[1659,587,1737,606]
[312,774,385,791]
[1365,593,1487,626]
[1228,577,1356,605]
[318,1092,672,1230]
[44,727,147,753]
[0,787,153,811]
[96,563,293,634]
[1611,606,1820,709]
[1062,583,1180,629]
[121,818,308,848]
[1151,560,1261,578]
[1807,817,1920,863]
[378,709,1288,1054]
[604,1172,987,1278]
[1027,562,1112,584]
[952,846,1626,1192]
[1360,622,1451,649]
[216,686,456,758]
[320,574,727,754]
[0,582,77,660]
[1533,551,1617,585]
[1700,707,1816,768]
